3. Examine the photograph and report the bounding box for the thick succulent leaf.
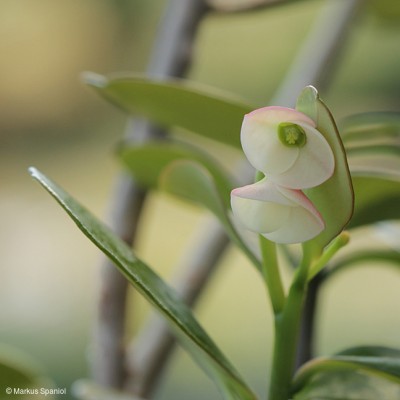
[292,351,400,400]
[296,86,354,250]
[29,168,257,400]
[84,73,254,148]
[160,160,261,272]
[118,140,234,208]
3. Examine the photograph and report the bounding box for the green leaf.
[29,167,257,400]
[296,86,354,250]
[0,344,54,399]
[340,112,400,145]
[349,176,400,229]
[327,249,400,278]
[340,112,400,227]
[84,73,254,148]
[118,140,234,208]
[292,350,400,400]
[293,369,400,400]
[160,160,261,272]
[338,346,400,359]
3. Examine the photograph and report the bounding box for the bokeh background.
[1,0,400,399]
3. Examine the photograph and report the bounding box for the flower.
[241,106,334,189]
[231,178,325,244]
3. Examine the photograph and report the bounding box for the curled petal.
[231,179,325,244]
[241,106,334,189]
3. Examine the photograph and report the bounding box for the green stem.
[308,232,350,280]
[259,235,285,314]
[267,247,313,400]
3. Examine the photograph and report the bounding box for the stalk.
[267,248,312,400]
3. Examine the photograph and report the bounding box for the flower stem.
[259,235,285,314]
[267,246,313,400]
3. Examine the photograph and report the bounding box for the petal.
[262,205,325,244]
[263,185,325,243]
[231,178,296,205]
[231,179,325,244]
[241,107,316,175]
[231,179,292,233]
[269,123,335,189]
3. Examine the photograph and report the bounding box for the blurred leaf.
[296,86,354,250]
[84,73,254,148]
[328,249,400,278]
[349,176,400,228]
[29,168,257,400]
[160,160,261,271]
[348,148,400,181]
[161,160,228,220]
[292,351,400,400]
[293,369,400,400]
[340,112,400,145]
[338,346,400,359]
[338,111,400,228]
[119,140,234,207]
[0,345,54,399]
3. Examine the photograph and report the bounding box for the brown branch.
[91,0,209,389]
[125,217,229,398]
[271,0,364,106]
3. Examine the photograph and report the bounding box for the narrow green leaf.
[296,86,354,250]
[29,168,256,400]
[292,352,400,400]
[160,160,262,272]
[84,73,254,148]
[118,140,234,208]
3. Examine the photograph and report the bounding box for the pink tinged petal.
[241,107,316,175]
[263,185,325,244]
[231,195,290,233]
[268,123,335,189]
[231,180,292,233]
[231,179,325,244]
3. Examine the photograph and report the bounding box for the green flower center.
[278,122,307,148]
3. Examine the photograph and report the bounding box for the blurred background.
[1,0,400,399]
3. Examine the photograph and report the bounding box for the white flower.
[231,178,325,244]
[241,106,334,189]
